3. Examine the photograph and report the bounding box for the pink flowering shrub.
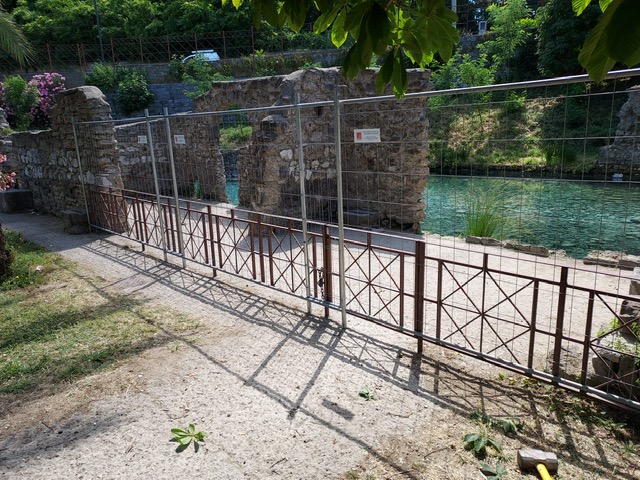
[29,73,66,129]
[0,73,65,130]
[0,153,16,191]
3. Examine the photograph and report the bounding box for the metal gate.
[73,73,640,412]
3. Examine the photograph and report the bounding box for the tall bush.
[114,71,154,115]
[0,75,38,130]
[29,73,65,129]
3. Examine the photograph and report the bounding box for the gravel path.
[1,212,634,480]
[0,213,445,479]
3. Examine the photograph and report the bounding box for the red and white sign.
[354,128,381,143]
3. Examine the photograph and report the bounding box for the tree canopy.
[223,0,640,96]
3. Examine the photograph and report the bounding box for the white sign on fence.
[354,128,381,143]
[173,135,186,145]
[137,135,147,144]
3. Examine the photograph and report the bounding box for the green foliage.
[0,75,37,130]
[536,0,600,77]
[480,0,535,82]
[171,424,206,450]
[0,5,32,64]
[0,230,57,291]
[84,63,130,93]
[470,410,525,435]
[223,0,459,98]
[464,181,522,240]
[463,431,502,457]
[220,125,252,150]
[359,387,375,401]
[576,0,640,82]
[0,225,14,282]
[479,462,508,480]
[114,71,154,115]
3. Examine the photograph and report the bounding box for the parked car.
[182,50,221,63]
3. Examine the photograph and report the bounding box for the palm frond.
[0,10,32,64]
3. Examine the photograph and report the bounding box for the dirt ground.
[1,213,639,480]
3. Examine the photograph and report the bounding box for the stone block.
[343,209,380,228]
[583,250,621,268]
[630,267,640,296]
[620,255,640,270]
[466,236,502,247]
[62,209,90,234]
[0,189,33,213]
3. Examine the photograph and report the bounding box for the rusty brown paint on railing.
[436,260,443,340]
[528,279,540,370]
[257,216,266,283]
[215,214,223,270]
[414,241,426,354]
[581,290,596,386]
[552,266,570,380]
[323,225,332,318]
[206,206,217,277]
[267,221,275,286]
[249,219,257,281]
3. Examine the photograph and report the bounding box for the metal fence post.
[414,241,426,354]
[322,224,333,319]
[334,87,348,329]
[163,108,186,268]
[551,266,569,379]
[295,94,312,314]
[71,116,92,232]
[145,109,168,262]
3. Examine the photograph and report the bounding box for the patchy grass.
[1,230,63,291]
[220,124,252,150]
[0,231,201,396]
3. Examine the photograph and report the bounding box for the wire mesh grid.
[73,70,640,410]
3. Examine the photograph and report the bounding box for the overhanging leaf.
[313,4,342,34]
[331,8,349,47]
[572,0,592,15]
[375,51,394,94]
[578,3,618,82]
[391,50,408,98]
[606,0,640,66]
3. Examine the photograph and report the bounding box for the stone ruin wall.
[194,68,431,230]
[600,85,640,170]
[8,86,227,219]
[8,87,120,216]
[114,117,226,202]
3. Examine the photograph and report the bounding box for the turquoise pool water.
[423,176,640,258]
[226,177,640,258]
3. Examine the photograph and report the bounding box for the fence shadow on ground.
[70,237,639,479]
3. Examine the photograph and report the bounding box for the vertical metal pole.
[163,107,186,268]
[145,109,168,261]
[295,94,312,314]
[71,116,92,232]
[334,87,348,328]
[414,241,426,354]
[552,266,569,380]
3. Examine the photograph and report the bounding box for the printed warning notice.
[137,135,147,144]
[173,135,186,145]
[353,128,381,143]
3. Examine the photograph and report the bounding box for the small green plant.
[464,181,521,240]
[359,387,375,401]
[114,71,154,115]
[470,410,525,434]
[480,462,508,480]
[220,125,252,149]
[171,424,206,450]
[84,63,129,93]
[464,430,502,457]
[193,179,203,199]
